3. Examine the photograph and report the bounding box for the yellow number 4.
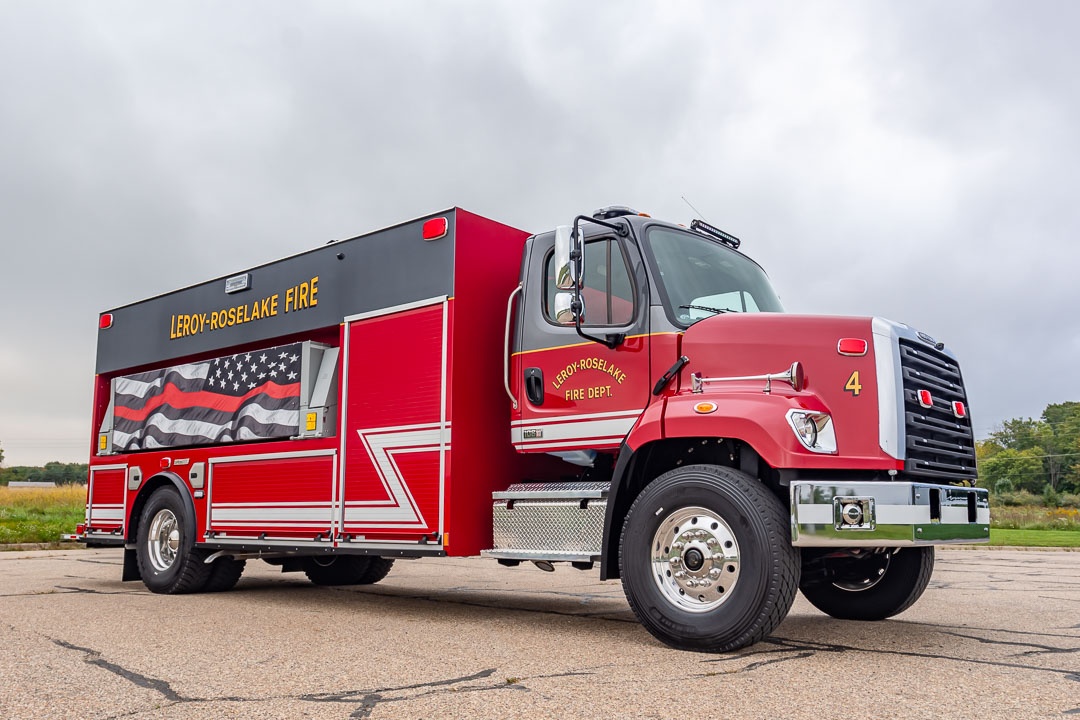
[845,370,863,396]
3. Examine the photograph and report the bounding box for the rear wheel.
[358,557,395,584]
[619,465,799,652]
[203,558,246,592]
[136,486,211,594]
[799,547,935,620]
[303,556,394,586]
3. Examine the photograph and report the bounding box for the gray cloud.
[1,0,1077,463]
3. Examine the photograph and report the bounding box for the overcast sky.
[1,1,1077,466]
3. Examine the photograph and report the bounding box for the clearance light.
[422,217,448,241]
[160,457,172,469]
[837,338,867,356]
[693,401,718,414]
[952,401,967,419]
[918,390,933,408]
[99,314,114,330]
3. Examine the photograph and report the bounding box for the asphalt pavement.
[0,547,1077,719]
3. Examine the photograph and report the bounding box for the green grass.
[0,485,85,546]
[987,528,1080,548]
[2,485,1080,549]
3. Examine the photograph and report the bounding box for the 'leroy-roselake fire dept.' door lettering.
[512,235,650,453]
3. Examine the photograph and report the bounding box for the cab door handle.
[524,368,544,406]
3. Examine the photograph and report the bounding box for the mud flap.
[122,548,142,582]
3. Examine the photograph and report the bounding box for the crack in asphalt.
[0,585,143,598]
[53,639,184,702]
[301,668,527,718]
[938,629,1080,656]
[760,636,1080,682]
[50,639,525,719]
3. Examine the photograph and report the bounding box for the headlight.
[786,410,837,454]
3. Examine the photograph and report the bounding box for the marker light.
[99,314,113,330]
[694,401,718,414]
[837,338,867,356]
[160,457,172,469]
[918,390,933,408]
[952,401,967,419]
[422,217,448,241]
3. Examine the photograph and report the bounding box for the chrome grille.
[898,339,977,482]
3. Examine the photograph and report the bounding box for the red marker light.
[159,457,172,469]
[422,217,448,241]
[99,314,114,330]
[952,401,966,418]
[918,390,933,408]
[837,338,867,356]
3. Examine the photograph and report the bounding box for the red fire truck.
[75,207,988,652]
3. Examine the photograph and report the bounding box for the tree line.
[976,401,1080,501]
[0,460,89,486]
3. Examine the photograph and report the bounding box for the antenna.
[681,195,707,222]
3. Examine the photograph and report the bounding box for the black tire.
[203,558,246,593]
[303,555,374,586]
[357,557,395,585]
[619,465,800,652]
[799,547,935,621]
[136,486,211,594]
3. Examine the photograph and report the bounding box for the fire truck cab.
[78,207,989,652]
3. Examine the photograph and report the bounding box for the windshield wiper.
[679,304,735,315]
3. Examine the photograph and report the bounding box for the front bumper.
[790,481,990,547]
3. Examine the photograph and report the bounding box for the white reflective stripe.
[89,508,124,521]
[515,438,624,451]
[347,424,445,527]
[213,501,333,508]
[512,416,636,445]
[213,507,333,522]
[510,409,641,427]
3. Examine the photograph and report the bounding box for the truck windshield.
[645,225,783,326]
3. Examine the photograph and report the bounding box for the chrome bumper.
[790,481,990,547]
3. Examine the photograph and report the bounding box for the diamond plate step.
[481,482,609,561]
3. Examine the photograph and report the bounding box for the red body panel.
[511,334,651,452]
[86,465,127,535]
[208,452,336,538]
[342,302,445,539]
[675,313,898,469]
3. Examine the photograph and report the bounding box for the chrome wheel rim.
[147,508,180,572]
[834,550,892,591]
[651,506,741,613]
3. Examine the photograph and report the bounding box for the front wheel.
[619,465,800,652]
[799,547,935,621]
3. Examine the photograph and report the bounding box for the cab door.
[511,230,650,456]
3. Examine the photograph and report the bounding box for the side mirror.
[554,225,576,290]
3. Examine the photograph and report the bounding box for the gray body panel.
[96,211,457,375]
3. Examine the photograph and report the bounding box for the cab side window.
[544,238,634,326]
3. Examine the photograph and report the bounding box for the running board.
[481,481,608,562]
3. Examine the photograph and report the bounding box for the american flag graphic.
[112,343,303,452]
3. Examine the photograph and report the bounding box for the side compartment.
[86,464,128,541]
[338,298,449,551]
[206,449,338,544]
